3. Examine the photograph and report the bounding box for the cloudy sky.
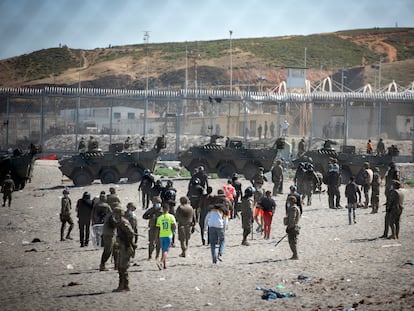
[0,0,412,60]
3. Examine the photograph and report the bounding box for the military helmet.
[232,173,238,180]
[155,180,162,186]
[165,189,176,201]
[82,191,91,199]
[289,185,297,192]
[244,186,255,196]
[144,169,151,175]
[363,162,370,169]
[198,165,205,172]
[166,180,173,187]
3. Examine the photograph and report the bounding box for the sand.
[0,160,413,311]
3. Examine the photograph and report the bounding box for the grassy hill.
[0,27,413,90]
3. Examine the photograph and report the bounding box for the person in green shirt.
[155,204,176,269]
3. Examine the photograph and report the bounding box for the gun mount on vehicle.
[294,140,398,183]
[59,136,166,186]
[178,135,285,179]
[0,144,41,190]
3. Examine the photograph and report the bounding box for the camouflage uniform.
[383,181,404,239]
[142,202,162,259]
[240,189,254,246]
[175,197,196,257]
[113,210,135,292]
[271,161,283,196]
[60,190,74,241]
[1,174,15,207]
[100,212,117,271]
[286,196,301,260]
[106,187,121,210]
[370,168,381,213]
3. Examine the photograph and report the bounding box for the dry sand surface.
[0,160,413,311]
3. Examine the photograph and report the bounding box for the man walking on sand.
[285,195,301,260]
[345,176,361,225]
[175,196,196,258]
[60,189,74,241]
[204,203,228,263]
[155,204,176,269]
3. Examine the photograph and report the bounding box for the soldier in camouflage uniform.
[112,207,135,292]
[285,195,301,260]
[142,197,163,260]
[370,167,381,214]
[106,187,121,210]
[1,174,15,207]
[60,189,74,241]
[384,180,404,239]
[271,160,283,196]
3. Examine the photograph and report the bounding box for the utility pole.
[75,49,82,150]
[228,30,233,137]
[143,31,150,138]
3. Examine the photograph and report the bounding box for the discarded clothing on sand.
[256,286,296,300]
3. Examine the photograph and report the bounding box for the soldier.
[142,197,163,260]
[60,189,74,241]
[285,195,301,260]
[297,137,306,156]
[286,185,303,215]
[323,163,342,209]
[264,121,268,139]
[293,162,306,196]
[376,138,386,155]
[345,176,361,225]
[187,178,204,222]
[271,160,283,196]
[240,186,255,246]
[106,187,121,210]
[112,207,135,292]
[124,203,138,245]
[231,173,243,218]
[99,206,118,271]
[91,192,112,225]
[194,165,209,191]
[88,136,99,151]
[1,174,15,207]
[161,180,177,206]
[124,136,132,150]
[251,167,267,191]
[386,180,404,239]
[78,137,86,153]
[370,167,381,214]
[175,196,196,257]
[301,163,320,206]
[139,136,146,149]
[138,169,155,209]
[76,191,93,247]
[356,162,373,208]
[154,134,166,153]
[384,162,400,201]
[151,180,165,204]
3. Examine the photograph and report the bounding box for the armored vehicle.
[0,144,41,190]
[59,136,166,186]
[178,135,285,179]
[294,141,398,183]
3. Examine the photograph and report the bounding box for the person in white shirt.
[204,203,228,264]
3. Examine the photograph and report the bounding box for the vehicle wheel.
[127,167,143,183]
[243,164,259,180]
[72,171,93,186]
[217,163,236,179]
[100,168,120,184]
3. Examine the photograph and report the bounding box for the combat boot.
[112,277,124,292]
[123,276,130,291]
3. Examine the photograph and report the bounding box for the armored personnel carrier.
[178,135,285,179]
[0,144,41,190]
[294,141,398,183]
[59,136,166,186]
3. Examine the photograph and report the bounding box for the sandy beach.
[0,159,413,311]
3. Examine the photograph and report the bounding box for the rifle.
[274,234,288,247]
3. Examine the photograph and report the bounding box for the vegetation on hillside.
[1,28,413,88]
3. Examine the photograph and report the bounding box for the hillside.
[0,27,413,90]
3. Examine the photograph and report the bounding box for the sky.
[0,0,413,60]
